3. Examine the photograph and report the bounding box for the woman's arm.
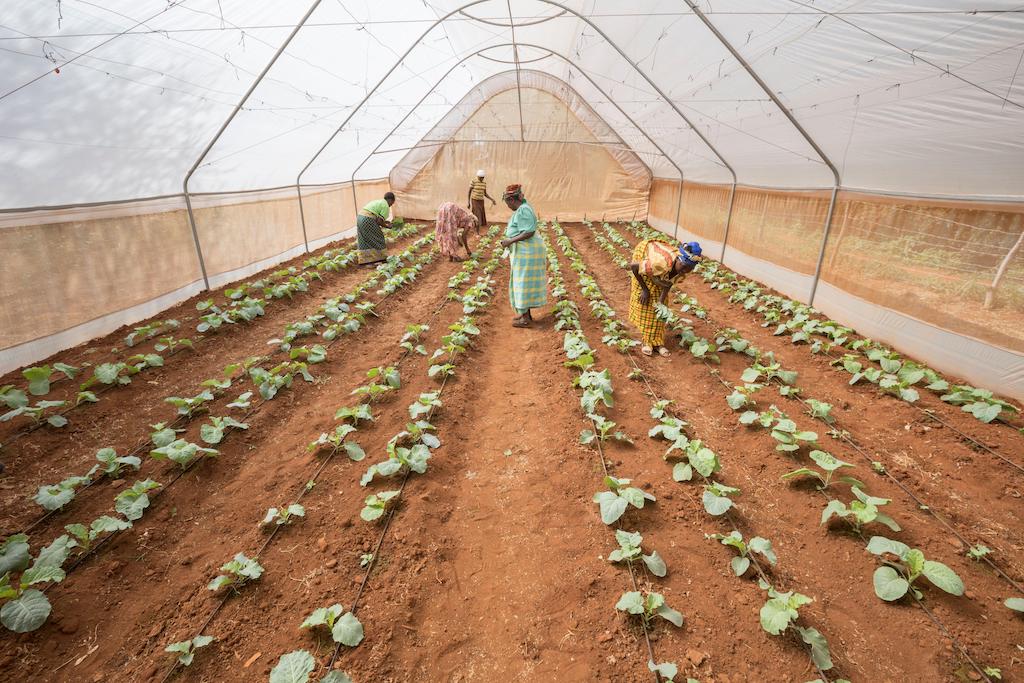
[484,189,496,204]
[630,263,652,304]
[501,230,534,247]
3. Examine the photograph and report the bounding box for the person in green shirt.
[356,192,395,265]
[500,184,547,327]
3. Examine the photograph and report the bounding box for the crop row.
[0,230,442,636]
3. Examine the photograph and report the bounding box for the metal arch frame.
[181,0,324,290]
[344,56,677,223]
[294,0,742,243]
[683,0,842,304]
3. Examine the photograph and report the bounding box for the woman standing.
[356,191,395,265]
[436,201,478,261]
[628,239,703,356]
[467,169,496,234]
[500,184,547,328]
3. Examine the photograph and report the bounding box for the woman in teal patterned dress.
[499,184,547,328]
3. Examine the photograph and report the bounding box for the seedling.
[668,439,720,482]
[164,390,215,417]
[165,634,214,666]
[615,590,683,627]
[150,439,218,469]
[269,650,354,683]
[409,392,442,419]
[741,359,798,387]
[607,529,667,577]
[334,403,373,426]
[866,536,964,601]
[0,534,76,633]
[150,421,180,448]
[706,530,777,576]
[115,479,161,521]
[360,444,431,486]
[95,447,141,477]
[35,472,94,511]
[360,490,400,521]
[262,504,305,527]
[351,366,401,401]
[782,450,863,490]
[966,545,991,561]
[199,415,249,445]
[64,516,132,552]
[580,415,632,445]
[593,476,655,525]
[805,399,835,424]
[941,385,1018,424]
[702,481,740,516]
[227,391,253,410]
[577,369,614,414]
[726,383,763,410]
[208,553,264,592]
[821,487,900,533]
[758,579,833,670]
[360,553,374,568]
[767,417,818,452]
[300,604,364,646]
[308,424,364,461]
[1,400,68,427]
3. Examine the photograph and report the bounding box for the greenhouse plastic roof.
[2,0,1023,209]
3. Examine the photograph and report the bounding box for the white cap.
[476,169,485,177]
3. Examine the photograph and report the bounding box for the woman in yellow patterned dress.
[629,239,703,356]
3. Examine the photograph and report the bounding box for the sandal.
[641,345,654,356]
[512,318,530,328]
[657,347,670,357]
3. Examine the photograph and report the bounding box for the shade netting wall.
[649,180,1024,398]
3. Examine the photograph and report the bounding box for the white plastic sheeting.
[2,0,1023,209]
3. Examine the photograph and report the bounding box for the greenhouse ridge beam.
[296,0,739,240]
[348,60,684,222]
[181,0,324,290]
[682,0,841,304]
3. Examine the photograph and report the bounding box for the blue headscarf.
[678,241,703,273]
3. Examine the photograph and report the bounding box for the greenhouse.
[1,2,1022,681]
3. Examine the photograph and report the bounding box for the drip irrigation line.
[162,233,500,681]
[40,236,441,584]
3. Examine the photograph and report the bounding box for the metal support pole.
[181,0,323,288]
[808,186,839,306]
[673,175,683,241]
[684,0,841,303]
[720,182,737,263]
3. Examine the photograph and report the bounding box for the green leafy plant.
[64,516,132,552]
[262,504,305,527]
[269,650,353,683]
[580,415,632,445]
[409,391,442,419]
[361,443,431,486]
[150,439,218,469]
[702,481,740,516]
[782,450,863,490]
[726,383,763,410]
[866,536,964,601]
[966,545,991,561]
[593,476,655,525]
[757,579,833,670]
[114,479,161,521]
[577,369,614,414]
[940,385,1018,424]
[300,604,364,646]
[361,491,400,521]
[199,416,249,445]
[352,366,401,401]
[334,403,373,425]
[1,399,68,427]
[821,487,900,533]
[706,530,777,576]
[35,472,94,511]
[667,439,720,482]
[164,390,215,417]
[607,530,666,577]
[308,424,365,461]
[767,416,818,452]
[805,399,835,424]
[615,590,683,627]
[0,534,75,632]
[208,553,264,592]
[165,634,214,666]
[95,447,141,477]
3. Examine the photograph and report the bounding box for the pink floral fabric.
[436,201,478,257]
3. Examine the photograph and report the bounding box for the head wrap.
[640,241,677,277]
[476,169,485,178]
[678,241,703,273]
[502,183,523,201]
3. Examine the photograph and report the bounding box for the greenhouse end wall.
[0,179,390,374]
[648,179,1024,401]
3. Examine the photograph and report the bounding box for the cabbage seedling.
[592,476,655,525]
[334,403,373,425]
[308,424,364,461]
[150,421,180,448]
[361,491,400,521]
[95,447,141,477]
[269,650,354,683]
[866,536,964,601]
[966,545,991,561]
[782,450,863,490]
[0,385,28,410]
[615,590,683,627]
[34,470,95,511]
[199,416,249,445]
[580,415,632,445]
[768,417,818,452]
[702,481,740,516]
[115,479,161,520]
[301,604,364,646]
[804,399,835,424]
[0,534,75,632]
[64,516,132,552]
[607,530,666,577]
[706,530,777,576]
[941,385,1018,424]
[360,444,431,486]
[164,390,215,417]
[208,553,264,592]
[409,392,442,419]
[726,384,763,410]
[165,634,213,666]
[1,400,68,427]
[150,439,218,469]
[821,487,900,533]
[262,504,305,527]
[758,580,833,670]
[668,439,720,482]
